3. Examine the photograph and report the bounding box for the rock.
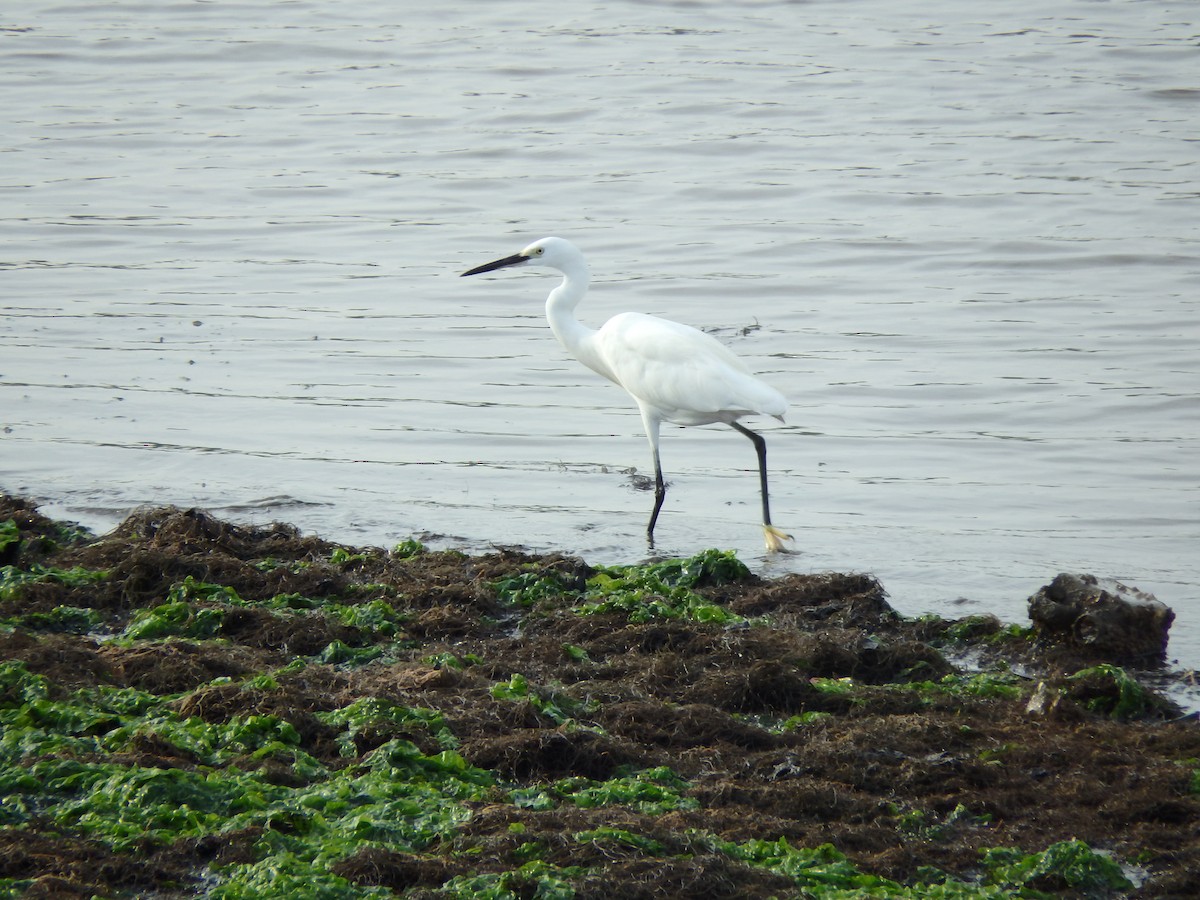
[1027,574,1174,666]
[1024,680,1063,718]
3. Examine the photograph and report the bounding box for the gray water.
[3,2,1198,664]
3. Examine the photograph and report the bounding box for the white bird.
[461,237,791,552]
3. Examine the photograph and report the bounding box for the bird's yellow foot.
[762,524,793,553]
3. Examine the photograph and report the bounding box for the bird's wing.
[588,312,786,423]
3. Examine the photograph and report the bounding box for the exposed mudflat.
[1,495,1197,898]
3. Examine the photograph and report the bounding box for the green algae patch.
[123,600,226,641]
[510,766,697,816]
[902,672,1026,702]
[805,671,1027,712]
[439,860,585,900]
[318,697,460,754]
[209,859,396,900]
[490,673,600,728]
[41,759,286,850]
[0,653,492,872]
[0,563,108,601]
[422,650,484,670]
[0,660,50,708]
[314,639,384,667]
[392,538,426,559]
[323,598,408,638]
[493,569,580,608]
[168,575,246,605]
[890,803,993,843]
[574,826,665,856]
[728,838,915,895]
[0,604,104,635]
[204,741,493,898]
[2,670,494,889]
[577,572,741,624]
[0,520,20,555]
[1066,663,1178,720]
[981,839,1133,895]
[329,546,371,567]
[577,549,749,624]
[492,548,749,623]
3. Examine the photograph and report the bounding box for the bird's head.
[461,237,581,277]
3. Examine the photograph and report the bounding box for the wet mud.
[1,495,1198,898]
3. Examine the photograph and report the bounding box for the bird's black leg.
[646,451,666,547]
[730,421,772,527]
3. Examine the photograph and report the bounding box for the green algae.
[561,831,1131,899]
[392,538,426,558]
[574,826,665,856]
[492,548,749,624]
[560,642,590,662]
[0,657,490,878]
[892,803,993,842]
[903,672,1025,701]
[439,860,584,900]
[490,673,600,728]
[209,857,395,900]
[0,562,108,601]
[0,647,1154,900]
[330,547,371,566]
[318,696,459,754]
[0,520,20,554]
[510,766,697,816]
[168,575,245,605]
[1067,663,1173,720]
[576,573,741,624]
[0,516,93,559]
[938,614,1033,646]
[808,671,1027,708]
[738,710,836,732]
[577,549,749,624]
[315,639,384,666]
[200,738,492,898]
[2,499,1185,897]
[0,581,1152,900]
[49,760,287,850]
[422,650,484,670]
[0,604,103,634]
[0,660,50,707]
[116,576,407,652]
[323,597,407,637]
[729,837,909,895]
[123,599,226,640]
[980,839,1133,895]
[492,569,578,608]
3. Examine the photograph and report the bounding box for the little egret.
[461,237,791,552]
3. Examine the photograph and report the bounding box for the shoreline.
[2,494,1199,897]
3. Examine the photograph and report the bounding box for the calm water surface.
[3,2,1198,663]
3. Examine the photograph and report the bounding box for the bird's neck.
[544,263,596,359]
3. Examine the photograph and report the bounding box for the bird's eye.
[534,247,544,256]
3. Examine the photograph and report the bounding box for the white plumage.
[462,236,790,551]
[586,311,788,426]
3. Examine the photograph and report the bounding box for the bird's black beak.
[460,252,527,277]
